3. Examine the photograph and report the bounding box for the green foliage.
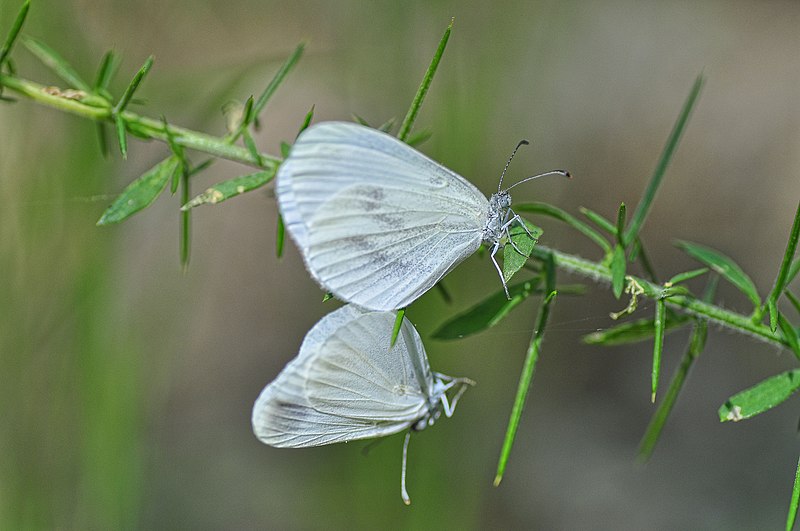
[583,312,690,346]
[97,157,180,225]
[675,240,761,308]
[719,369,800,422]
[502,219,542,282]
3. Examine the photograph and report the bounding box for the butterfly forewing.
[277,122,489,310]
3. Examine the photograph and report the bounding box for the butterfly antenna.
[497,139,530,193]
[505,169,571,192]
[401,431,412,505]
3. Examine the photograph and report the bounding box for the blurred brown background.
[1,0,799,529]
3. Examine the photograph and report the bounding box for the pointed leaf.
[675,240,761,308]
[583,312,690,346]
[777,312,800,360]
[390,309,405,348]
[787,456,800,531]
[276,214,285,258]
[23,37,91,91]
[719,369,800,422]
[181,170,274,210]
[516,202,611,254]
[652,298,666,402]
[115,114,127,158]
[0,0,30,68]
[253,43,305,120]
[397,18,452,142]
[667,267,709,285]
[93,50,119,94]
[115,55,153,113]
[405,129,432,147]
[611,244,626,298]
[97,157,179,225]
[580,206,615,234]
[432,279,541,340]
[502,219,542,282]
[616,202,626,244]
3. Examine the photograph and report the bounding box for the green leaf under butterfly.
[181,170,274,210]
[97,157,179,225]
[432,279,541,340]
[675,240,761,309]
[502,219,542,283]
[719,368,800,422]
[583,312,691,346]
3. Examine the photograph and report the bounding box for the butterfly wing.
[251,305,431,448]
[277,121,489,310]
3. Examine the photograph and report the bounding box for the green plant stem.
[0,73,279,170]
[531,245,788,349]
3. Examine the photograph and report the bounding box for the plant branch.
[0,73,279,170]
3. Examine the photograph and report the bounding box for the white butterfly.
[277,121,568,310]
[251,303,473,504]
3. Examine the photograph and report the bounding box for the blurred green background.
[2,0,799,529]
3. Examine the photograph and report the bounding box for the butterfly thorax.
[482,191,512,244]
[411,377,449,432]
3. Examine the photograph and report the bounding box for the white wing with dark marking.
[251,305,434,448]
[277,121,489,310]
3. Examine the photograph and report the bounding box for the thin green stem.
[530,245,788,349]
[0,73,280,170]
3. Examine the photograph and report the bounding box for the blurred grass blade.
[297,104,315,137]
[115,114,127,158]
[580,206,615,234]
[719,368,800,422]
[675,240,761,308]
[788,258,800,286]
[432,279,541,340]
[765,200,800,331]
[276,214,285,258]
[668,267,709,285]
[397,18,453,142]
[786,290,800,317]
[405,128,432,147]
[583,312,690,346]
[242,128,263,166]
[611,244,626,298]
[495,256,557,487]
[651,298,666,403]
[253,43,305,121]
[503,219,542,283]
[623,74,704,245]
[638,299,711,461]
[777,313,800,360]
[434,280,452,304]
[787,456,800,531]
[351,113,371,127]
[95,123,109,158]
[23,36,91,91]
[97,157,180,225]
[181,170,274,210]
[390,309,405,348]
[93,50,119,96]
[115,55,153,114]
[515,202,611,254]
[378,116,396,133]
[0,0,30,68]
[616,202,626,244]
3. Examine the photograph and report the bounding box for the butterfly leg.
[489,239,511,299]
[401,431,412,505]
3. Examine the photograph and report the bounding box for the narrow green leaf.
[405,129,433,147]
[276,214,285,258]
[766,200,800,331]
[628,238,659,282]
[280,141,291,159]
[668,267,709,285]
[322,292,334,302]
[786,456,800,531]
[652,298,666,403]
[390,309,405,348]
[180,170,191,271]
[0,0,30,68]
[95,123,108,158]
[23,36,91,91]
[616,202,626,244]
[242,128,263,166]
[611,244,626,298]
[115,114,127,159]
[638,306,710,461]
[434,280,452,304]
[675,240,761,308]
[162,117,187,194]
[351,113,371,127]
[583,312,690,346]
[580,206,615,234]
[515,202,611,254]
[93,50,119,95]
[378,116,396,133]
[495,254,557,486]
[788,258,800,286]
[397,18,452,142]
[297,104,315,137]
[253,43,305,121]
[97,157,180,225]
[786,290,800,317]
[502,219,543,283]
[719,368,800,422]
[432,279,541,340]
[777,313,800,360]
[181,170,274,210]
[624,74,704,245]
[115,55,153,114]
